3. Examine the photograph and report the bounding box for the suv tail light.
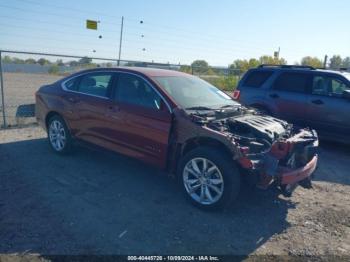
[233,90,240,100]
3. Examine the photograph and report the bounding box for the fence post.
[0,51,7,128]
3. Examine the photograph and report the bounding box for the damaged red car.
[35,68,319,210]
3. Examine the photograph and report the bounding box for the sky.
[0,0,349,66]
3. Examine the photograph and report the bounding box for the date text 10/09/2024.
[127,256,220,261]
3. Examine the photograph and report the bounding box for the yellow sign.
[86,20,98,30]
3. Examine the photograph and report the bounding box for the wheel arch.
[181,137,233,158]
[45,110,69,129]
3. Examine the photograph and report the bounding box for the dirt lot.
[0,126,350,258]
[1,73,63,127]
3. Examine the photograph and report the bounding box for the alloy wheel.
[49,120,66,151]
[183,157,224,205]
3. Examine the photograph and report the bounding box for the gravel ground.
[0,126,349,258]
[1,73,63,127]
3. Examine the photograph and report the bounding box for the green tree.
[56,59,64,66]
[329,55,342,69]
[342,57,350,68]
[229,59,249,72]
[180,65,192,74]
[191,60,209,74]
[259,55,286,65]
[2,56,13,63]
[37,58,50,66]
[69,60,79,67]
[301,56,323,68]
[207,76,239,91]
[229,58,260,75]
[12,57,25,64]
[78,56,92,65]
[248,58,260,68]
[25,58,36,64]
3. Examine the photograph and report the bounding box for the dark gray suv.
[235,65,350,143]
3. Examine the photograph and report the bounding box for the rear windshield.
[242,70,273,88]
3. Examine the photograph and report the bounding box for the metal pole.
[323,55,328,69]
[117,16,124,66]
[0,51,7,128]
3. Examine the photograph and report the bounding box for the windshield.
[153,76,240,109]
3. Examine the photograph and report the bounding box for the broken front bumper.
[239,128,319,188]
[279,155,318,185]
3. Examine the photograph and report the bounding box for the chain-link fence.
[0,50,243,128]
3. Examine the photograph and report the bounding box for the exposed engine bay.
[189,107,295,153]
[187,106,318,190]
[189,106,316,153]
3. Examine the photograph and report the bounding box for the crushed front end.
[238,127,318,192]
[188,107,319,194]
[227,114,319,193]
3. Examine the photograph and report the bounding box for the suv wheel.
[48,115,73,154]
[179,147,240,210]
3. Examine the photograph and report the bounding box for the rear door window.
[273,72,309,93]
[114,73,162,110]
[65,77,79,91]
[77,73,113,97]
[243,71,273,88]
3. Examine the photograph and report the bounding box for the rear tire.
[47,115,73,155]
[178,146,240,210]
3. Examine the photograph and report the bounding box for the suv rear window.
[242,71,273,88]
[273,72,309,93]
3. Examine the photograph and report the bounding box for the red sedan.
[36,67,318,210]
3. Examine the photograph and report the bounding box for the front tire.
[47,115,73,154]
[178,147,240,210]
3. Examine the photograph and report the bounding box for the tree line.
[182,55,350,75]
[2,54,350,72]
[2,54,349,91]
[0,56,111,67]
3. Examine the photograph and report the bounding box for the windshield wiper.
[185,106,214,110]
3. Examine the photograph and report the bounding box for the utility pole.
[0,51,7,128]
[274,47,280,59]
[117,16,124,66]
[323,55,328,69]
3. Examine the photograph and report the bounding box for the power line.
[0,2,306,56]
[0,15,122,34]
[4,0,287,51]
[0,3,118,26]
[16,0,122,20]
[0,17,275,57]
[0,1,314,63]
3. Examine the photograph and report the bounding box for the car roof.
[70,66,189,77]
[252,65,350,77]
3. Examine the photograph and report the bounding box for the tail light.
[233,90,240,100]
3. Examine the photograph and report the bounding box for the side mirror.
[342,90,350,100]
